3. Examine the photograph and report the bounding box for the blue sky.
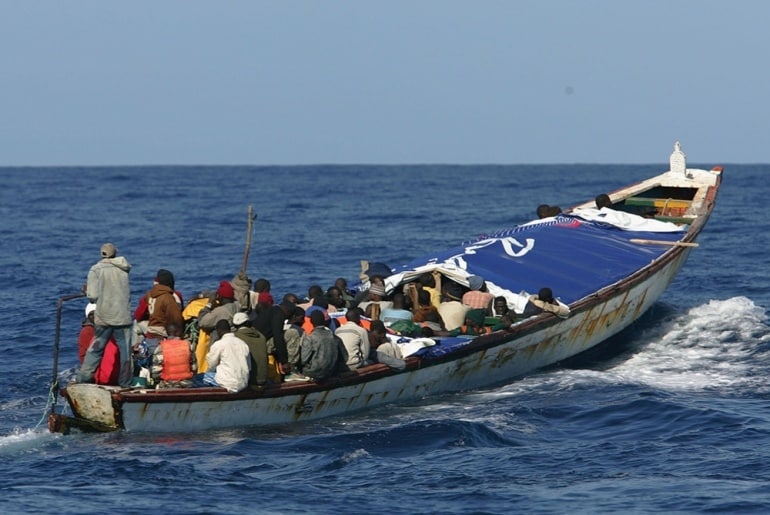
[1,1,767,165]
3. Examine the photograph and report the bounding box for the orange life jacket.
[302,312,340,333]
[160,338,193,381]
[460,325,492,335]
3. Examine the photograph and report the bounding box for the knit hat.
[468,275,484,291]
[217,280,235,299]
[100,243,117,258]
[369,283,386,297]
[85,303,96,317]
[156,269,174,287]
[466,308,486,326]
[232,312,249,326]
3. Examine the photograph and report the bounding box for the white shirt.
[206,333,251,392]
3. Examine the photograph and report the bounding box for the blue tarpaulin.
[392,214,686,305]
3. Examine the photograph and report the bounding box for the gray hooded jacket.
[87,256,132,326]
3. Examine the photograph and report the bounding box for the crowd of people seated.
[78,259,570,393]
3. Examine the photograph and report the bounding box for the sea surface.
[1,163,768,514]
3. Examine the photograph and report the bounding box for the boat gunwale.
[59,165,723,425]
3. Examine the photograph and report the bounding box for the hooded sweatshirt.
[144,283,185,338]
[87,256,132,326]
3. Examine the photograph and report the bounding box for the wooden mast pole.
[241,205,258,274]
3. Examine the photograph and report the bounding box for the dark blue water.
[1,164,769,514]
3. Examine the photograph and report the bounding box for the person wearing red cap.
[195,280,241,372]
[248,278,274,314]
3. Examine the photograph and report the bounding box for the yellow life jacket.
[183,297,212,373]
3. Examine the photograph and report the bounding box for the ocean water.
[1,163,769,514]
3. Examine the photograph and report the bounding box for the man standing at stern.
[78,243,134,387]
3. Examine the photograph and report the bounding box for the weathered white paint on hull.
[114,247,691,432]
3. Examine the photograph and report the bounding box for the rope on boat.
[33,381,61,431]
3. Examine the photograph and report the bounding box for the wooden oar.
[629,238,699,247]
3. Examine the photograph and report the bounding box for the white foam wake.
[0,427,56,455]
[476,297,770,398]
[610,296,770,391]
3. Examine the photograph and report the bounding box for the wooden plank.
[629,238,699,247]
[625,197,692,208]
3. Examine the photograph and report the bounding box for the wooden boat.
[48,142,723,433]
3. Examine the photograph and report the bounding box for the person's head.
[306,284,323,301]
[369,319,388,346]
[279,300,296,316]
[217,280,235,300]
[310,309,326,328]
[444,283,464,302]
[326,286,344,308]
[283,293,299,305]
[391,292,406,309]
[465,309,486,329]
[335,277,349,293]
[156,269,175,288]
[468,275,485,292]
[369,283,386,300]
[232,312,250,329]
[346,307,362,324]
[595,193,612,209]
[166,322,182,338]
[418,273,435,288]
[215,318,231,336]
[311,295,329,309]
[538,287,556,304]
[537,205,562,218]
[85,303,96,321]
[100,242,117,258]
[254,278,271,293]
[494,296,509,316]
[291,306,306,324]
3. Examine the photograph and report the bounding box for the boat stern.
[52,383,123,433]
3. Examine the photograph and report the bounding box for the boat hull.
[62,245,691,433]
[53,154,722,433]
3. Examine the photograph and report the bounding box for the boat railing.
[50,292,87,407]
